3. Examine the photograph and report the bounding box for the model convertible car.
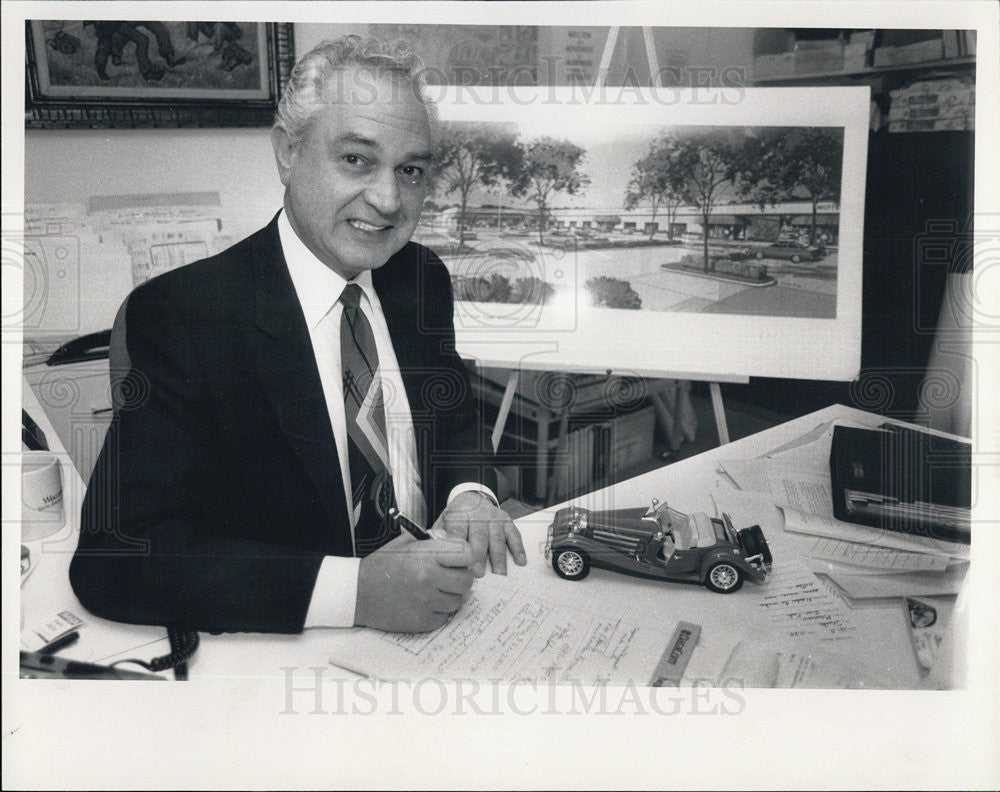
[545,499,772,593]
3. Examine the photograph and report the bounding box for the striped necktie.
[340,283,398,556]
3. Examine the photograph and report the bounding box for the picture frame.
[429,85,868,381]
[24,20,294,128]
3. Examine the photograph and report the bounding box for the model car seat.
[691,512,718,547]
[672,517,692,551]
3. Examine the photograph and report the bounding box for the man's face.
[274,68,433,279]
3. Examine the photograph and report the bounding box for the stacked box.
[591,406,656,487]
[942,30,962,58]
[891,38,943,64]
[888,78,974,132]
[479,367,644,414]
[843,41,870,71]
[873,46,895,67]
[888,117,974,133]
[793,39,844,74]
[753,52,794,78]
[474,371,655,504]
[849,30,876,49]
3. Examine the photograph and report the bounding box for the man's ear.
[271,125,295,186]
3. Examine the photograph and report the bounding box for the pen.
[389,507,431,540]
[40,631,79,655]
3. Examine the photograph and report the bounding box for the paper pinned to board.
[85,193,233,287]
[328,573,672,685]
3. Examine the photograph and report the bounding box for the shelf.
[754,55,975,85]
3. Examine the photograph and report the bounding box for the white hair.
[275,35,438,146]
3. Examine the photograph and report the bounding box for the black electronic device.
[829,423,971,544]
[111,627,200,680]
[20,651,164,680]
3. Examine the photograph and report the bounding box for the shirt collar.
[277,209,374,331]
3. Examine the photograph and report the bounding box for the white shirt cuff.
[447,483,499,506]
[304,555,362,628]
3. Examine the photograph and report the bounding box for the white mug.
[22,451,65,541]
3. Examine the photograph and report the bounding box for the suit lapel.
[373,244,428,418]
[373,245,437,500]
[250,219,350,546]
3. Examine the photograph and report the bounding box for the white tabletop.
[19,380,963,688]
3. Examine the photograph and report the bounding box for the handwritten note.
[744,562,856,642]
[328,576,671,684]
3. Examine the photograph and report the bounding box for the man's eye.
[398,165,425,184]
[342,154,369,168]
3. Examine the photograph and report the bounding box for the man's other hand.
[433,491,527,577]
[355,533,474,633]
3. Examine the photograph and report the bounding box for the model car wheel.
[552,549,590,580]
[705,562,743,593]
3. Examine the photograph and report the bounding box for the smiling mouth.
[348,219,392,233]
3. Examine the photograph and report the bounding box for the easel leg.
[491,370,520,453]
[535,408,550,503]
[709,382,730,445]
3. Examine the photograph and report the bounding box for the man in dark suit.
[70,36,525,635]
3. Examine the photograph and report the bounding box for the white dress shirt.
[277,212,494,628]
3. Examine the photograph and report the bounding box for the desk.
[19,380,169,668]
[19,386,964,687]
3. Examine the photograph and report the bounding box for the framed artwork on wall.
[25,20,294,128]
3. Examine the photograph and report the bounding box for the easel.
[487,25,737,503]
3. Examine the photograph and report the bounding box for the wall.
[24,127,281,335]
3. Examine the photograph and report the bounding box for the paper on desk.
[805,536,950,572]
[827,565,968,600]
[707,487,856,643]
[716,459,770,492]
[761,421,834,458]
[717,420,874,494]
[744,560,857,643]
[720,639,889,688]
[328,573,671,684]
[769,466,969,560]
[760,419,872,474]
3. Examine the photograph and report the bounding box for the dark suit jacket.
[70,216,496,634]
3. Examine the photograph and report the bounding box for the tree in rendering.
[624,140,686,240]
[434,122,524,248]
[511,136,590,246]
[738,127,843,244]
[659,128,748,272]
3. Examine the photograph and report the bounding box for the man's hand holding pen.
[354,495,525,633]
